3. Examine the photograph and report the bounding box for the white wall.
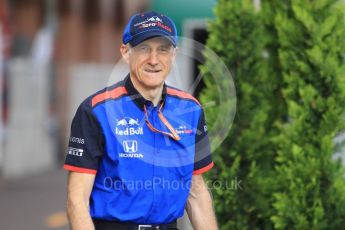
[2,59,54,178]
[67,63,116,127]
[0,24,4,173]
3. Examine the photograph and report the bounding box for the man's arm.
[66,172,96,230]
[186,174,218,230]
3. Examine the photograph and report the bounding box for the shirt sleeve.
[64,100,104,174]
[193,107,214,175]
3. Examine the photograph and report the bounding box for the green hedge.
[269,0,345,229]
[200,0,345,229]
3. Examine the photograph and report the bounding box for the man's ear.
[120,44,130,64]
[172,47,179,63]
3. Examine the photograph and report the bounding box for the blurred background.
[0,0,218,229]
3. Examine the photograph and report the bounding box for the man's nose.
[147,50,159,65]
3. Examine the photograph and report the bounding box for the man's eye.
[140,46,150,52]
[159,47,169,53]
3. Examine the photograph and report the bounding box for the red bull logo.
[115,127,143,135]
[115,117,143,136]
[116,117,140,127]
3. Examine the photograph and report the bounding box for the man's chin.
[142,81,165,90]
[140,76,166,88]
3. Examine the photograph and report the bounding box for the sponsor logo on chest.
[119,140,144,158]
[175,125,193,135]
[115,117,144,136]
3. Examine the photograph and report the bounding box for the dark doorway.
[192,28,208,98]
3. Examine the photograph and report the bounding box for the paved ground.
[0,169,69,230]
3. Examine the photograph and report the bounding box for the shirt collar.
[124,74,167,110]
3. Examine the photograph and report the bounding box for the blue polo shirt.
[64,75,213,224]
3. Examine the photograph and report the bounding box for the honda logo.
[122,140,138,153]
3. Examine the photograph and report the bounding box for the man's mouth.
[144,69,162,73]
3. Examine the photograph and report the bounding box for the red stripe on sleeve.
[167,88,201,105]
[193,161,214,175]
[63,164,97,174]
[92,86,127,107]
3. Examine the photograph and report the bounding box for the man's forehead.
[138,37,174,47]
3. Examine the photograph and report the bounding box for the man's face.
[121,37,176,90]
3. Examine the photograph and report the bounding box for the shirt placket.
[146,104,164,221]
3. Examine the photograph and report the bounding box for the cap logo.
[134,16,163,27]
[138,21,172,33]
[147,16,162,22]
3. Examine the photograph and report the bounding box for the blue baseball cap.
[122,11,178,47]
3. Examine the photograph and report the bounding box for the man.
[64,11,218,230]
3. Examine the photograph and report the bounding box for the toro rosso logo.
[134,15,172,33]
[134,16,162,27]
[147,16,162,23]
[115,117,143,136]
[175,125,193,135]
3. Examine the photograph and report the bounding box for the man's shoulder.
[165,85,201,107]
[80,80,127,110]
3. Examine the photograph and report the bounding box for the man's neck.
[130,76,163,106]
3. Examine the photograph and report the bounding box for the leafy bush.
[201,0,345,229]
